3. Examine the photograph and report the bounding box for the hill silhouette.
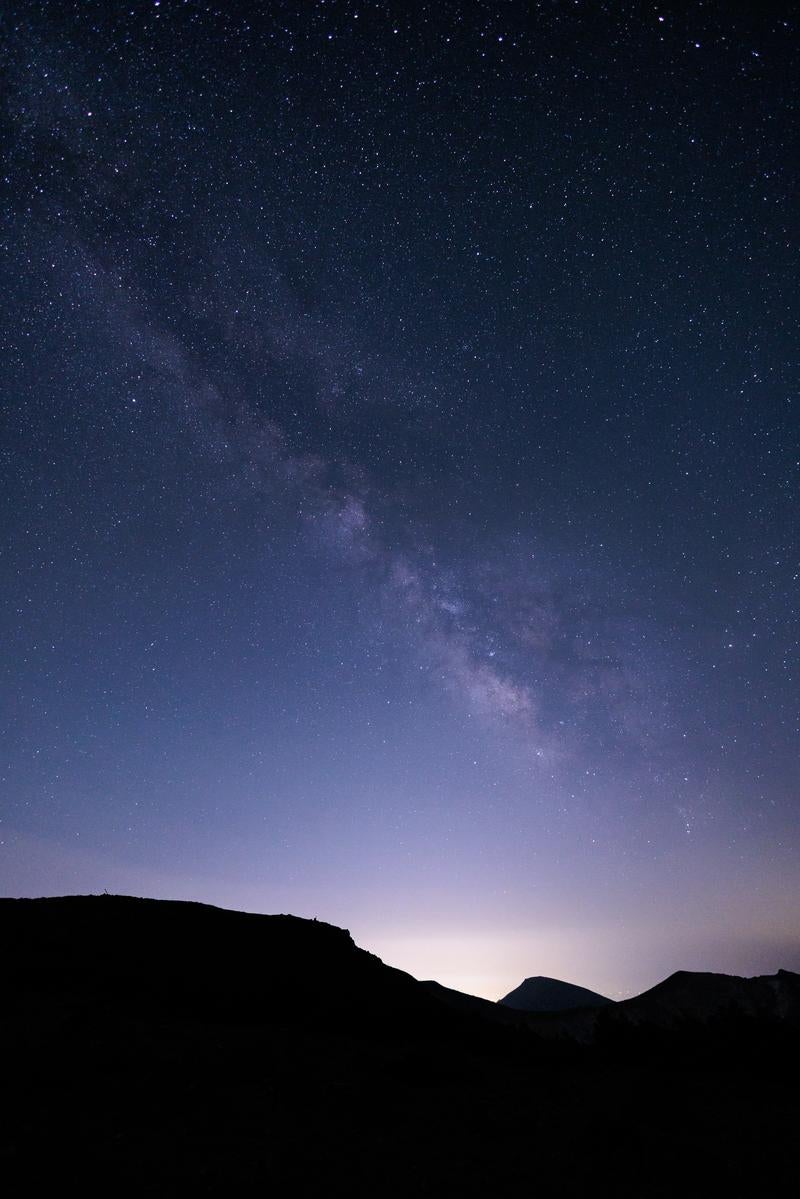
[499,975,613,1012]
[3,894,798,1196]
[513,965,800,1044]
[2,893,452,1032]
[619,967,800,1025]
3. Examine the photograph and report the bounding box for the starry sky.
[2,1,798,1000]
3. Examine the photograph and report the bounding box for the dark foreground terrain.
[3,895,798,1196]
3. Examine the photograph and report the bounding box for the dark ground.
[3,895,797,1196]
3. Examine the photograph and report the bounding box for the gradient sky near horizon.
[2,1,798,1000]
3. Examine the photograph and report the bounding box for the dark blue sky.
[2,0,798,998]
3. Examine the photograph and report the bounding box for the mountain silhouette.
[499,974,613,1012]
[3,894,798,1195]
[512,966,800,1043]
[1,892,453,1032]
[618,967,800,1024]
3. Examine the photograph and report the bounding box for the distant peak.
[499,975,613,1013]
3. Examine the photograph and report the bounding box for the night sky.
[2,1,798,1000]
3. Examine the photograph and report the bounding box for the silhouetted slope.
[499,975,613,1012]
[421,979,526,1024]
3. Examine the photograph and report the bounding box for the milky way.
[2,2,798,998]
